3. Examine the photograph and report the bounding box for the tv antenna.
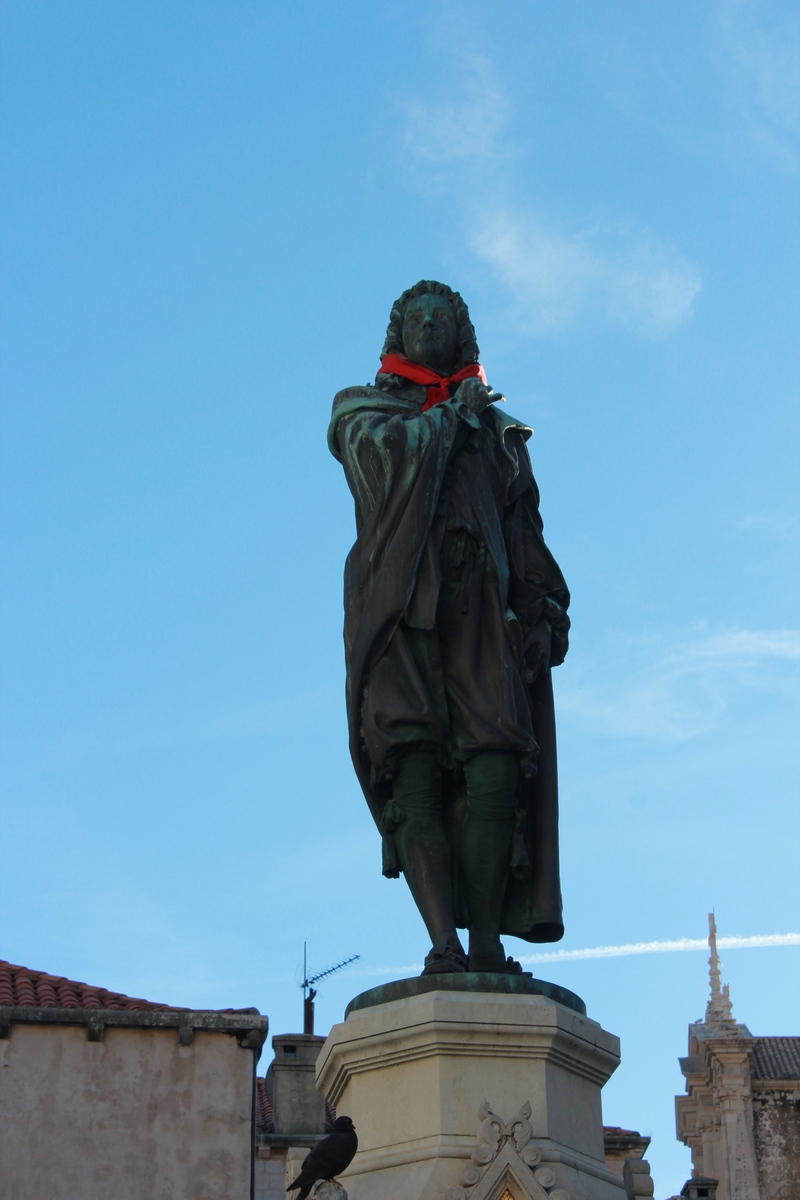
[300,942,360,1035]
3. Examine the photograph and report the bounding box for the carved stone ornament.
[447,1101,573,1200]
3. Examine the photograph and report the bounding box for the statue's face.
[402,294,458,375]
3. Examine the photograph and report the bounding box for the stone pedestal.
[316,977,625,1200]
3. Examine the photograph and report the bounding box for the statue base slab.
[316,978,625,1200]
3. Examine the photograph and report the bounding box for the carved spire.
[705,911,734,1026]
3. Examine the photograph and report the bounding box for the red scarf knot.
[379,353,487,412]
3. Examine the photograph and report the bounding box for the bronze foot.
[421,944,469,975]
[468,950,531,975]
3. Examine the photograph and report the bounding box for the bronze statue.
[328,281,570,975]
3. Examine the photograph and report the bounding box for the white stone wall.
[0,1023,254,1200]
[255,1145,311,1199]
[753,1087,800,1200]
[254,1151,287,1198]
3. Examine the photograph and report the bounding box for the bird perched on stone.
[286,1116,358,1200]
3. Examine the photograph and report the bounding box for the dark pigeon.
[286,1116,358,1200]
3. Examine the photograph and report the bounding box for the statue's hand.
[523,621,551,682]
[454,377,497,415]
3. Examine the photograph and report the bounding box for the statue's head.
[382,280,479,376]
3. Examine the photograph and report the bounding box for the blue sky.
[2,2,798,1193]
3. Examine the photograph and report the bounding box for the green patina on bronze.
[345,974,586,1018]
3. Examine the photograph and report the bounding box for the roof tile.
[0,960,186,1013]
[751,1037,800,1081]
[255,1077,274,1132]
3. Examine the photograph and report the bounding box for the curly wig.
[380,280,480,369]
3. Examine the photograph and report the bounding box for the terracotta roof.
[751,1037,800,1081]
[0,960,186,1013]
[256,1077,274,1132]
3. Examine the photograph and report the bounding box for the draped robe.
[328,379,570,942]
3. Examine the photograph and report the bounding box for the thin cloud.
[718,0,800,169]
[521,932,800,964]
[401,53,510,165]
[686,628,800,662]
[398,47,701,338]
[560,626,800,740]
[471,210,701,337]
[581,7,799,172]
[350,961,425,979]
[736,514,800,543]
[352,933,800,979]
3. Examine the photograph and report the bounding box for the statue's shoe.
[421,944,469,975]
[468,952,532,976]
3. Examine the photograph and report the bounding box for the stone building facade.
[0,958,268,1200]
[6,920,797,1200]
[749,1039,800,1198]
[675,916,800,1200]
[253,1032,338,1199]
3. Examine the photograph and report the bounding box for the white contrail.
[519,933,800,965]
[352,962,425,978]
[349,933,800,980]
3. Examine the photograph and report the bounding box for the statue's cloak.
[328,384,570,943]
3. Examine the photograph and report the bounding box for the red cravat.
[379,354,488,412]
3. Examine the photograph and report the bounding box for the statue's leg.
[460,751,519,972]
[392,747,467,973]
